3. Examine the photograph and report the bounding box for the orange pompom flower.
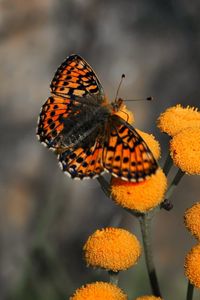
[134,296,163,300]
[157,104,200,136]
[83,227,141,272]
[111,168,167,212]
[184,202,200,240]
[170,127,200,174]
[184,244,200,288]
[70,281,127,300]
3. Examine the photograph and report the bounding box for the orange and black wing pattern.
[37,54,158,182]
[103,116,158,182]
[37,54,106,149]
[59,141,104,179]
[36,95,84,149]
[50,54,106,104]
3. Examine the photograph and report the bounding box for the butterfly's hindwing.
[59,142,104,179]
[103,116,158,182]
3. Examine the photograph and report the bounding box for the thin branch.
[139,214,162,297]
[166,169,185,199]
[108,270,119,285]
[161,169,185,210]
[163,151,173,176]
[97,175,111,198]
[186,281,194,300]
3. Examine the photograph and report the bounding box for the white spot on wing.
[64,171,72,178]
[41,142,47,148]
[74,177,81,180]
[58,161,63,170]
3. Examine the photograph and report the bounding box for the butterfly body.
[37,54,158,182]
[59,98,110,150]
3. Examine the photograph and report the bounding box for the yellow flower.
[184,202,200,240]
[136,129,161,160]
[157,104,200,136]
[184,244,200,288]
[134,296,163,300]
[70,282,127,300]
[111,168,167,212]
[83,227,141,272]
[170,127,200,174]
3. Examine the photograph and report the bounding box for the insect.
[36,54,158,182]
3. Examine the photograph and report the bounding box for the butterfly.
[36,54,158,182]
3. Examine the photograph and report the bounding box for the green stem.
[186,281,194,300]
[161,169,185,210]
[139,214,162,297]
[163,152,173,176]
[97,175,111,198]
[108,270,119,285]
[166,169,185,199]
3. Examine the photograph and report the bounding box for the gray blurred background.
[0,1,200,299]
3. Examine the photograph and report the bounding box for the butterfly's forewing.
[59,141,104,179]
[103,116,158,182]
[37,54,107,149]
[50,54,106,104]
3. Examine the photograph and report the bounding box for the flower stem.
[97,176,111,198]
[161,169,185,210]
[163,151,173,176]
[139,213,162,297]
[108,270,119,285]
[186,281,194,300]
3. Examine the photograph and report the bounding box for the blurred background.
[0,0,200,299]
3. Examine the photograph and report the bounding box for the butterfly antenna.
[124,96,154,101]
[115,74,125,102]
